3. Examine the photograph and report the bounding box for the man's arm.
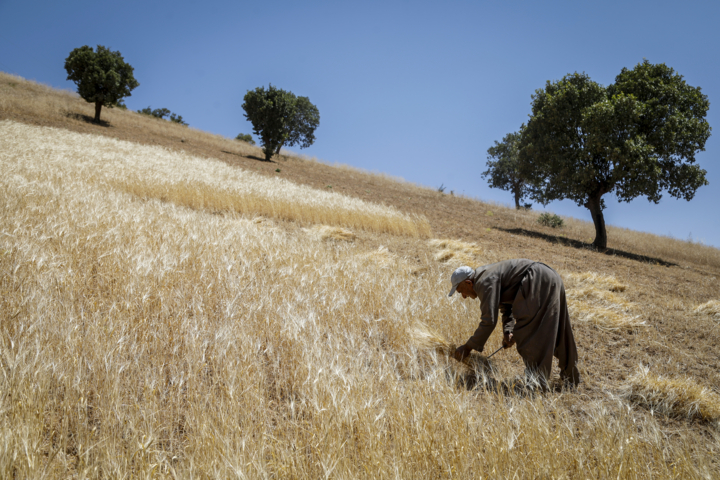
[464,276,501,351]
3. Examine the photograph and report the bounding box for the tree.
[482,128,531,209]
[520,61,710,249]
[64,45,139,123]
[242,85,320,161]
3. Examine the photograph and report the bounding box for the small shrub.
[437,183,446,193]
[235,133,255,145]
[169,113,188,126]
[138,107,188,126]
[538,213,564,228]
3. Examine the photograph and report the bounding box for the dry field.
[2,73,720,478]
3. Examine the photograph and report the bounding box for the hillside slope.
[2,73,720,478]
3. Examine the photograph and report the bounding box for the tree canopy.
[482,128,531,210]
[519,61,710,249]
[242,85,320,161]
[64,45,139,123]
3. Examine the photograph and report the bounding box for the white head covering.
[448,266,475,297]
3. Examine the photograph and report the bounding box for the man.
[449,259,580,388]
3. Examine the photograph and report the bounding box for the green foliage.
[537,213,564,228]
[64,45,139,122]
[483,128,531,209]
[235,133,256,145]
[520,61,710,249]
[137,107,188,126]
[242,85,320,161]
[113,99,128,110]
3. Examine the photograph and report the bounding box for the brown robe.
[465,259,580,386]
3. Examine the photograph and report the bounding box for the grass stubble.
[1,118,720,475]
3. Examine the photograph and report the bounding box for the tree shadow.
[497,227,677,267]
[66,112,111,128]
[221,151,273,163]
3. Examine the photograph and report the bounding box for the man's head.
[448,266,477,299]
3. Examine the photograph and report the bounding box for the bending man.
[449,259,580,387]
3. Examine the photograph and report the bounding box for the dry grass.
[0,72,261,157]
[621,366,720,423]
[694,300,720,320]
[428,238,484,266]
[482,203,720,269]
[2,75,720,478]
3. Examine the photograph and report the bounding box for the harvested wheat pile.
[564,271,645,331]
[694,300,720,320]
[305,225,356,242]
[357,245,398,268]
[428,238,483,266]
[621,366,720,423]
[565,271,627,292]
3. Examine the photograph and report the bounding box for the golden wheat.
[1,108,719,476]
[0,121,429,237]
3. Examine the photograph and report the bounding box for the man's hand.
[503,332,516,349]
[454,344,473,362]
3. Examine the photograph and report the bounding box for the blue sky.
[1,0,718,247]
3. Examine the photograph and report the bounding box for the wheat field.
[2,119,720,478]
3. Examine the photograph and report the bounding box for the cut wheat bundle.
[410,321,497,371]
[564,271,627,292]
[428,238,483,266]
[564,271,645,331]
[411,321,459,358]
[693,300,720,320]
[305,225,356,242]
[621,365,720,423]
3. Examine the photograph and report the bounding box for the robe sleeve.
[465,275,500,352]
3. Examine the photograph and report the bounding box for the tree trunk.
[94,101,102,122]
[513,184,521,210]
[585,195,607,250]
